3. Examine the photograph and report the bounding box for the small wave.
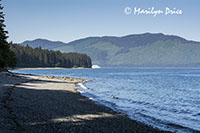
[78,83,89,90]
[76,82,98,102]
[166,123,195,133]
[130,112,196,132]
[77,90,84,93]
[89,97,94,100]
[111,95,119,99]
[193,112,200,116]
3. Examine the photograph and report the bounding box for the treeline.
[10,43,92,68]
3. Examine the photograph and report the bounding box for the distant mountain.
[20,33,200,67]
[21,38,66,50]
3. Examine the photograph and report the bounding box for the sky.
[2,0,200,43]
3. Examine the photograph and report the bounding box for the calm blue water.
[12,68,200,132]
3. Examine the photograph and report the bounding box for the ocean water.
[12,68,200,132]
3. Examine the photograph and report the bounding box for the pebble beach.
[0,72,161,133]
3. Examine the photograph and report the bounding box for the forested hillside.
[21,33,200,67]
[10,43,92,68]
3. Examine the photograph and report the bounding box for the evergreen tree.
[0,0,16,70]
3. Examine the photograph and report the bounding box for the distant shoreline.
[13,67,88,70]
[11,66,200,71]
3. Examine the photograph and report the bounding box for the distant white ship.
[92,65,101,69]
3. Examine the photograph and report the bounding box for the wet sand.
[0,72,162,132]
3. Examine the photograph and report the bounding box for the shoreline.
[12,67,200,71]
[0,72,161,132]
[13,67,89,70]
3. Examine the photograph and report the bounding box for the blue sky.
[2,0,200,43]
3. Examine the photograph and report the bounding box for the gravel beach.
[0,72,162,133]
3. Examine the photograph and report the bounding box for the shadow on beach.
[0,73,161,133]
